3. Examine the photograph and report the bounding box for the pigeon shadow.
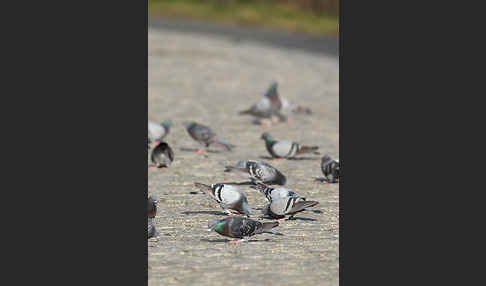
[258,156,319,161]
[315,177,339,184]
[218,181,256,186]
[189,191,202,195]
[288,157,320,161]
[179,147,222,154]
[289,217,318,222]
[182,210,227,216]
[200,238,273,243]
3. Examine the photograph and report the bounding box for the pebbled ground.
[148,19,339,286]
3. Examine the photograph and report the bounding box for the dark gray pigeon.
[149,141,174,168]
[148,195,158,218]
[261,132,319,159]
[207,216,279,243]
[251,182,305,203]
[183,121,234,152]
[148,218,157,239]
[148,119,172,144]
[262,197,319,221]
[321,155,340,183]
[195,183,253,217]
[224,160,286,186]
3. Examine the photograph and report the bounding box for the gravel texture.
[148,22,339,286]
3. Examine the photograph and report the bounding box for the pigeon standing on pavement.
[148,218,157,239]
[224,160,287,186]
[321,155,340,183]
[207,216,279,243]
[148,119,172,145]
[261,132,320,159]
[239,82,288,125]
[194,183,253,217]
[149,141,174,168]
[148,195,158,218]
[262,197,319,221]
[251,182,305,202]
[183,121,234,152]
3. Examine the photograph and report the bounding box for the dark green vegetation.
[148,0,339,35]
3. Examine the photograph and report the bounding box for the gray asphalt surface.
[148,17,339,286]
[149,16,339,57]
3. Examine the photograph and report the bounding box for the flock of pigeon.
[147,82,340,243]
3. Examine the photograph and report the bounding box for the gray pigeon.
[149,141,174,168]
[183,121,235,152]
[195,183,253,217]
[224,160,286,186]
[321,155,340,183]
[251,182,305,202]
[148,195,158,218]
[280,97,312,117]
[207,216,279,243]
[239,82,288,125]
[148,217,157,239]
[148,119,172,144]
[262,197,319,220]
[261,132,319,159]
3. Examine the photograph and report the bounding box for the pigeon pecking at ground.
[149,141,174,169]
[194,183,253,217]
[224,160,287,186]
[183,121,235,152]
[261,197,319,221]
[261,132,320,159]
[321,155,340,183]
[251,182,305,203]
[207,216,280,243]
[148,119,172,145]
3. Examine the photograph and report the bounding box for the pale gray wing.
[272,140,298,158]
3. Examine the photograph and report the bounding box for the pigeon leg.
[195,148,207,153]
[148,165,158,169]
[273,157,286,160]
[225,211,240,216]
[260,119,273,127]
[228,239,245,244]
[277,218,286,223]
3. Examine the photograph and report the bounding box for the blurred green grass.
[148,0,339,35]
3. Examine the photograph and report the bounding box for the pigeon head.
[322,155,333,164]
[260,132,273,141]
[160,119,172,129]
[182,121,195,129]
[208,218,224,232]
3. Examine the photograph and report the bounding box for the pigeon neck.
[214,221,226,233]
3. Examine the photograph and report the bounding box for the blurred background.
[148,0,339,35]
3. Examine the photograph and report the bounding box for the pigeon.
[194,183,253,217]
[183,121,234,152]
[224,160,286,186]
[321,155,340,183]
[149,141,174,168]
[148,195,158,218]
[261,132,320,159]
[207,216,279,243]
[239,82,288,125]
[251,182,305,203]
[148,217,157,239]
[262,197,319,221]
[148,119,172,145]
